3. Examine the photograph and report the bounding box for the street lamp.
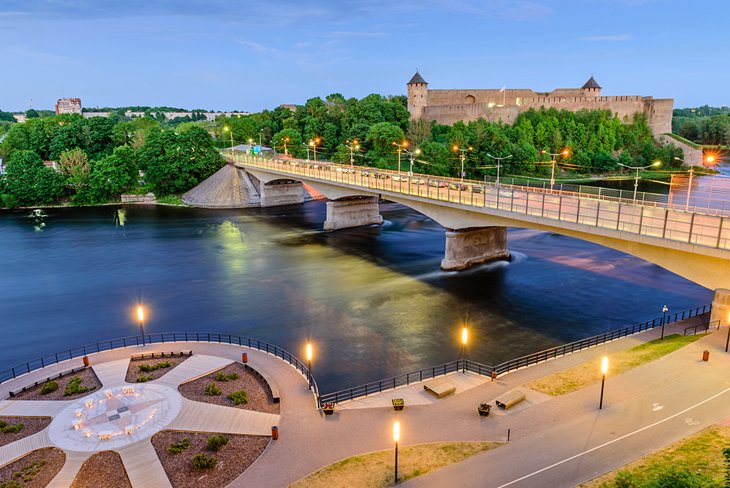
[485,153,512,186]
[599,356,608,409]
[393,140,409,174]
[393,421,400,483]
[309,137,322,162]
[615,161,661,203]
[346,139,360,168]
[461,326,469,373]
[661,305,668,340]
[137,305,145,346]
[675,155,715,211]
[540,149,570,191]
[306,342,313,390]
[453,145,474,183]
[222,126,234,152]
[283,136,290,156]
[403,147,421,176]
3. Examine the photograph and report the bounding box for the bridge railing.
[228,152,730,251]
[319,304,711,405]
[0,332,318,401]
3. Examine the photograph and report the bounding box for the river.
[0,184,716,392]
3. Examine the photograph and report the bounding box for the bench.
[130,350,192,361]
[495,391,526,410]
[423,378,456,398]
[244,364,280,403]
[8,365,87,398]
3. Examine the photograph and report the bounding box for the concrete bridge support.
[324,197,383,231]
[260,181,305,207]
[710,289,730,328]
[440,227,510,271]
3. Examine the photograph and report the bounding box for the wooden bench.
[244,364,280,403]
[8,365,87,398]
[130,350,192,361]
[423,378,456,398]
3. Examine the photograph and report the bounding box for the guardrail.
[684,320,720,336]
[229,152,730,251]
[0,332,318,401]
[320,304,711,404]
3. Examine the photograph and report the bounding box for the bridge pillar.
[710,288,730,328]
[324,197,383,231]
[260,181,305,207]
[441,227,509,271]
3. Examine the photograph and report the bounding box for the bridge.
[225,151,730,321]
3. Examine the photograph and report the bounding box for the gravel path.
[125,356,190,383]
[70,450,131,488]
[152,430,269,488]
[0,416,52,448]
[0,447,65,487]
[11,369,101,401]
[177,363,279,414]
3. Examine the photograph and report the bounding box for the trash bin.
[271,426,279,440]
[242,353,248,363]
[703,350,710,362]
[83,356,89,367]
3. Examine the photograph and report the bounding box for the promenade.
[0,316,726,487]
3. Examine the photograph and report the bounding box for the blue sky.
[0,0,727,112]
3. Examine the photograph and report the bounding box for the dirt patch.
[71,450,131,488]
[125,355,190,383]
[0,417,52,448]
[0,447,65,487]
[178,363,279,414]
[12,368,102,401]
[151,430,269,488]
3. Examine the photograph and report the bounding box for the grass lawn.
[155,194,184,205]
[290,441,502,488]
[525,334,703,396]
[580,424,730,487]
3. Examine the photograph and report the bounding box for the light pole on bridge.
[346,139,360,168]
[485,153,512,186]
[540,148,570,191]
[453,145,473,183]
[393,140,409,174]
[615,161,661,203]
[403,147,421,176]
[309,137,322,162]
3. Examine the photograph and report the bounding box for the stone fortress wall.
[407,72,673,137]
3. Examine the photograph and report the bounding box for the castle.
[407,72,673,137]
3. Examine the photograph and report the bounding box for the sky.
[0,0,728,112]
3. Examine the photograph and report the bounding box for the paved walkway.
[168,398,279,436]
[47,450,91,488]
[91,358,130,386]
[154,354,233,388]
[118,441,172,488]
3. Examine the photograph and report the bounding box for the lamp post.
[306,343,313,390]
[599,356,608,409]
[453,145,473,183]
[485,153,512,186]
[661,305,668,340]
[393,140,409,174]
[461,326,469,373]
[403,148,421,176]
[223,126,234,152]
[674,155,715,211]
[137,305,145,346]
[283,136,290,156]
[393,421,400,483]
[540,149,570,191]
[309,137,322,162]
[616,161,661,203]
[346,139,360,168]
[248,138,254,156]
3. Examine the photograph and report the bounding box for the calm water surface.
[0,178,718,391]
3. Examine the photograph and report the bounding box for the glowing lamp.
[601,356,608,375]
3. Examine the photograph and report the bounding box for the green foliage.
[672,106,730,145]
[227,390,248,405]
[40,381,58,395]
[9,459,46,484]
[610,466,720,487]
[0,110,15,122]
[138,361,171,373]
[87,145,138,203]
[366,122,405,167]
[192,453,217,470]
[1,150,67,206]
[63,377,92,396]
[167,437,190,454]
[206,434,229,451]
[214,371,239,382]
[136,374,152,383]
[0,420,24,434]
[724,447,730,487]
[204,382,222,396]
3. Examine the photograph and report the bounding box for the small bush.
[227,390,248,406]
[136,374,153,383]
[0,421,24,434]
[215,372,239,382]
[204,382,222,396]
[1,479,23,488]
[139,361,171,373]
[192,453,217,470]
[206,434,229,452]
[40,381,58,395]
[167,437,190,454]
[64,377,92,396]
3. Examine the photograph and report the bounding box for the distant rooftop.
[582,76,601,90]
[408,71,427,85]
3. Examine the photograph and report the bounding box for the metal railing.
[319,304,711,404]
[0,332,318,400]
[684,320,719,336]
[228,153,730,251]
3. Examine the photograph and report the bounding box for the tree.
[25,109,39,118]
[2,150,67,206]
[58,148,91,199]
[365,122,405,168]
[88,146,138,202]
[273,129,303,157]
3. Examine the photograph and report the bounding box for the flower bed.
[70,451,131,488]
[0,416,52,448]
[11,369,102,401]
[0,448,65,487]
[124,355,190,383]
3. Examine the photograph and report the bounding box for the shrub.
[167,437,190,454]
[206,434,229,452]
[227,390,248,406]
[64,377,92,396]
[215,372,239,382]
[136,374,153,383]
[204,382,222,396]
[1,479,23,488]
[0,421,24,434]
[40,381,58,395]
[139,361,171,373]
[192,453,217,470]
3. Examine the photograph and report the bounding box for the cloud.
[578,34,632,42]
[235,40,283,56]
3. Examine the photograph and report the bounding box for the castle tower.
[581,76,602,96]
[407,71,428,120]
